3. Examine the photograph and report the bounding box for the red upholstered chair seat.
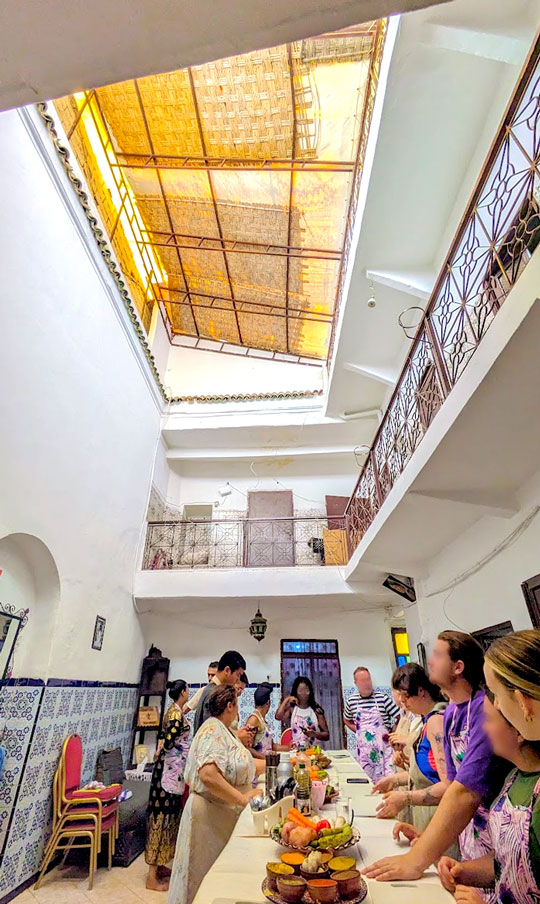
[68,784,121,802]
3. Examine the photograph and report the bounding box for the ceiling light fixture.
[249,607,267,643]
[353,445,371,466]
[367,281,376,308]
[398,306,425,340]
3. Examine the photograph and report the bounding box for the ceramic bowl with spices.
[276,875,307,903]
[306,877,338,904]
[280,852,305,875]
[266,862,294,890]
[331,870,364,900]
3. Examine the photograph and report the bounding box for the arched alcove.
[0,532,60,679]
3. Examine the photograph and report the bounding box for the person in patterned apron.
[438,690,540,904]
[242,683,291,757]
[373,663,450,832]
[344,667,400,779]
[354,707,394,782]
[145,680,191,892]
[362,631,507,885]
[276,676,329,748]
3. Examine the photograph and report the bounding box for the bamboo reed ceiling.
[53,22,384,361]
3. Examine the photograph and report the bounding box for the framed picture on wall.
[521,573,540,627]
[92,615,106,651]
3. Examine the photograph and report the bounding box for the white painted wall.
[165,345,324,399]
[166,454,357,514]
[407,465,540,656]
[140,606,396,689]
[0,109,162,682]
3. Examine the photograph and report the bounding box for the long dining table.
[193,749,453,904]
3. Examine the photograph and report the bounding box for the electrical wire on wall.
[421,505,540,633]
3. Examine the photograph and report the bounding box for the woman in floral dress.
[168,684,265,904]
[146,680,190,891]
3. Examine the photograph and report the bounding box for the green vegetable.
[312,825,352,850]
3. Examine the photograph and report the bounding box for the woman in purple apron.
[449,698,494,863]
[438,692,540,904]
[355,706,394,783]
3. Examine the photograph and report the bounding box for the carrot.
[288,808,317,830]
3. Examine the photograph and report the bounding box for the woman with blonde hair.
[484,629,540,741]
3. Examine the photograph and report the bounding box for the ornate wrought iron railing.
[143,517,348,570]
[346,33,540,553]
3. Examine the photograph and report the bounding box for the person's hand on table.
[243,788,263,807]
[372,774,398,794]
[362,851,424,882]
[437,856,463,892]
[392,822,420,846]
[376,790,408,818]
[454,886,484,904]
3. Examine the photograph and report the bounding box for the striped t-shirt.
[344,689,400,732]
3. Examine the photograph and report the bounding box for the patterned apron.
[253,710,274,755]
[449,699,496,903]
[355,706,393,783]
[488,769,540,904]
[161,730,191,795]
[291,706,318,749]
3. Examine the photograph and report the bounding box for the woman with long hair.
[276,676,330,747]
[484,628,540,741]
[145,679,190,891]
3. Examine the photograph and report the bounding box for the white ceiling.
[0,0,449,112]
[326,0,539,420]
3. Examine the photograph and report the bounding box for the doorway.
[280,639,345,749]
[246,490,294,567]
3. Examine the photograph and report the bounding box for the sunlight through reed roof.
[53,22,386,364]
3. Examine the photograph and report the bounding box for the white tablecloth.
[193,750,452,904]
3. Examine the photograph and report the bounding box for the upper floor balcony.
[345,33,540,559]
[143,515,348,570]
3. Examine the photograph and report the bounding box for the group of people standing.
[359,628,540,904]
[143,627,540,904]
[145,650,329,902]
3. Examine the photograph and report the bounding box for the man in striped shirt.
[344,666,400,734]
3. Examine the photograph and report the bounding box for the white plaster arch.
[0,532,61,678]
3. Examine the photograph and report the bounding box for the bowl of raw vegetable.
[270,809,359,853]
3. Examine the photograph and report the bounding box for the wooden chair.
[35,735,121,891]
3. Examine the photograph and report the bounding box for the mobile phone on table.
[346,777,369,784]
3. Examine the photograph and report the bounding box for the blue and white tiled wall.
[0,681,138,902]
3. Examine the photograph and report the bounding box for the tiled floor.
[12,855,168,903]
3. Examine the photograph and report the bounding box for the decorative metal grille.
[143,517,345,569]
[346,36,540,553]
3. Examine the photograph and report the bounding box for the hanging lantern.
[249,607,267,642]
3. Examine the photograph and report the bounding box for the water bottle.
[294,763,312,816]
